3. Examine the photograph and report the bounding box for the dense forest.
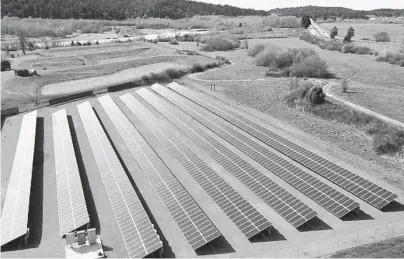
[369,9,404,17]
[270,6,369,20]
[0,0,270,20]
[271,6,404,19]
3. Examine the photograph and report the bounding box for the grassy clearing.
[285,79,404,155]
[253,44,333,78]
[299,32,375,55]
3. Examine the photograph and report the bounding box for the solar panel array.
[77,101,162,258]
[120,93,272,239]
[52,109,89,237]
[137,87,317,229]
[97,95,221,250]
[156,85,359,218]
[167,83,397,209]
[1,110,37,246]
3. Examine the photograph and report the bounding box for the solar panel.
[167,83,397,209]
[52,109,89,237]
[77,102,162,258]
[1,110,37,246]
[97,95,221,250]
[154,85,360,218]
[119,93,272,239]
[137,87,317,229]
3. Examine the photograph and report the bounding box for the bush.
[164,68,187,78]
[374,32,390,42]
[189,63,204,73]
[305,86,326,105]
[169,39,179,45]
[376,52,404,66]
[284,82,313,105]
[373,132,404,155]
[286,56,331,78]
[200,36,239,51]
[341,44,373,55]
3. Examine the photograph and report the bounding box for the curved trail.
[188,56,404,128]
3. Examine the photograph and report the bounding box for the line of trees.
[0,0,271,20]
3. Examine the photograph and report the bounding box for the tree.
[344,26,355,42]
[17,30,26,55]
[301,15,311,28]
[330,26,338,39]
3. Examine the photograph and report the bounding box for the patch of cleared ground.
[41,62,184,96]
[1,42,214,109]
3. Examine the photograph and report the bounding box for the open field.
[1,41,216,110]
[320,23,404,43]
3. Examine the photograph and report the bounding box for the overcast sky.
[199,0,404,11]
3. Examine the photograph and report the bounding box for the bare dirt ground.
[41,62,184,96]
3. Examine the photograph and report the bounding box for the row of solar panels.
[0,83,398,257]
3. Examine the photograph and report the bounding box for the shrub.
[284,82,313,106]
[374,32,390,42]
[189,63,205,73]
[305,86,326,105]
[200,36,239,51]
[373,132,404,155]
[286,56,331,78]
[376,52,404,66]
[215,56,231,64]
[341,44,373,55]
[169,39,179,45]
[164,68,187,78]
[341,79,348,93]
[254,45,281,67]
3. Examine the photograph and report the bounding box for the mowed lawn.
[248,38,404,122]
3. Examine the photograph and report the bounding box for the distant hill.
[270,6,369,20]
[0,0,270,20]
[369,9,404,17]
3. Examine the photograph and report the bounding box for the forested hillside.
[0,0,270,20]
[369,9,404,17]
[270,6,368,19]
[271,6,404,19]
